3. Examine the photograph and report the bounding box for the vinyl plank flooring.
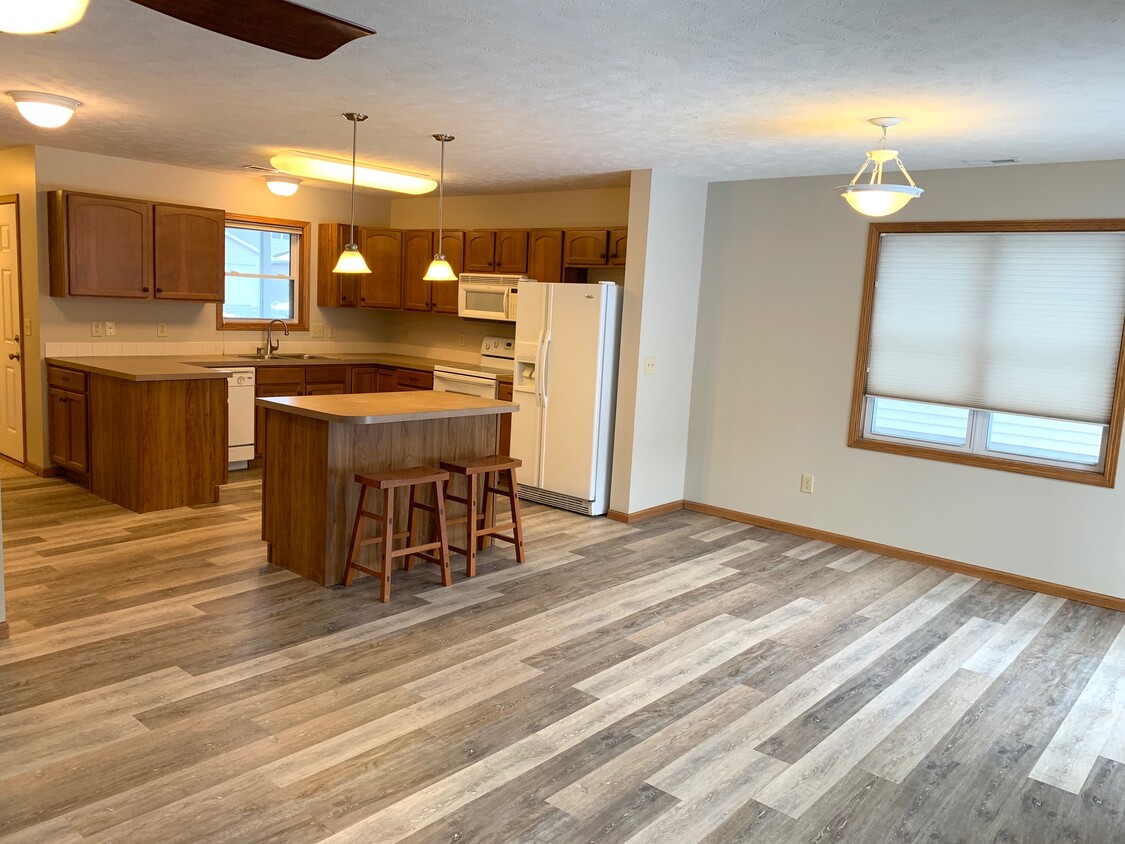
[0,467,1121,844]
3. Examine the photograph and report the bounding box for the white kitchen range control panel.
[481,336,515,362]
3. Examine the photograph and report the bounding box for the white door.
[539,284,608,500]
[0,202,23,463]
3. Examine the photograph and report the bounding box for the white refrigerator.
[510,281,622,515]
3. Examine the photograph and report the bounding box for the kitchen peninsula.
[257,390,517,586]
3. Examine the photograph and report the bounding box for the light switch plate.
[311,324,324,338]
[157,322,168,338]
[91,321,104,338]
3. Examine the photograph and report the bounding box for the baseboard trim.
[0,621,9,641]
[607,500,685,524]
[683,501,1125,613]
[23,462,60,478]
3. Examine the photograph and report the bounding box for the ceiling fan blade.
[127,0,375,60]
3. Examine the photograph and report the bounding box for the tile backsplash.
[41,339,480,362]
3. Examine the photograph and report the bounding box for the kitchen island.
[257,390,517,586]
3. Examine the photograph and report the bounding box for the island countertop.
[256,390,517,425]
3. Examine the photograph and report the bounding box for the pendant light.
[0,0,89,34]
[837,117,923,217]
[423,134,457,282]
[332,112,371,274]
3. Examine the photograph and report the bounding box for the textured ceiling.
[1,0,1123,194]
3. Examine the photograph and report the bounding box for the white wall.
[611,170,708,514]
[688,159,1125,599]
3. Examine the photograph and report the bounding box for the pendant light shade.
[0,0,89,34]
[334,112,371,275]
[837,118,923,217]
[424,133,457,283]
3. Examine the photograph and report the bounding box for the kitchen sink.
[229,353,336,361]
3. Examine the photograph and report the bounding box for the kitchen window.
[217,215,310,331]
[849,220,1125,486]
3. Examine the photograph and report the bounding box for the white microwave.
[458,274,530,322]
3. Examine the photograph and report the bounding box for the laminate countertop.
[47,353,514,382]
[256,391,517,425]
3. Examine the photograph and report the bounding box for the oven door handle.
[434,372,494,387]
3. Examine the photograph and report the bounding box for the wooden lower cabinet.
[47,365,225,512]
[498,381,513,456]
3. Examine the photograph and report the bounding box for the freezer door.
[510,388,543,485]
[539,284,609,500]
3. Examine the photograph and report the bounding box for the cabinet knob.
[156,287,163,293]
[142,287,150,293]
[600,253,606,259]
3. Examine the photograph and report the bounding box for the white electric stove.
[432,336,515,398]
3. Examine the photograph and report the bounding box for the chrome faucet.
[265,319,289,358]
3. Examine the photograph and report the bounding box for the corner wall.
[688,159,1125,599]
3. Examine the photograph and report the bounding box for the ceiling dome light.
[265,174,301,196]
[837,117,923,217]
[0,0,89,34]
[7,91,82,128]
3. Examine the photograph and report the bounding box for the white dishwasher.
[222,368,256,467]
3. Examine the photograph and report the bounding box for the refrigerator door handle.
[534,328,546,408]
[540,335,551,408]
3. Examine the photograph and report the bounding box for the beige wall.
[688,159,1125,599]
[611,170,708,514]
[389,186,630,229]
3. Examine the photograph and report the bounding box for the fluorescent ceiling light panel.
[270,151,436,195]
[0,0,89,33]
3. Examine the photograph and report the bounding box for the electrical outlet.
[459,333,465,347]
[800,474,815,494]
[91,320,104,338]
[644,356,656,375]
[105,321,116,337]
[157,322,168,338]
[327,325,337,338]
[311,324,324,338]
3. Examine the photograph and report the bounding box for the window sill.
[218,318,309,332]
[847,434,1115,487]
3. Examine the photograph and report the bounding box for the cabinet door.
[402,229,435,312]
[153,204,225,302]
[66,194,154,298]
[48,388,88,472]
[395,368,433,391]
[608,228,628,266]
[528,230,564,283]
[495,230,529,274]
[431,231,464,315]
[563,229,609,266]
[66,392,89,473]
[316,223,359,307]
[305,382,346,395]
[498,381,514,456]
[254,379,304,458]
[349,366,378,393]
[358,228,402,309]
[376,367,397,392]
[464,231,496,273]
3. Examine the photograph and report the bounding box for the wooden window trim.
[848,219,1125,488]
[217,214,311,332]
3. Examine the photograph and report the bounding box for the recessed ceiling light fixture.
[270,150,436,196]
[332,112,371,274]
[423,134,457,283]
[264,174,302,196]
[7,91,82,128]
[837,117,923,217]
[0,0,89,34]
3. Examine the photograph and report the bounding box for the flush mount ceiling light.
[332,112,371,274]
[423,133,457,282]
[0,0,89,33]
[837,117,924,217]
[264,174,301,196]
[7,91,82,128]
[270,150,436,196]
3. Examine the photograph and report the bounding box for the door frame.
[0,194,28,467]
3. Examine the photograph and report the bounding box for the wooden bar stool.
[439,455,525,577]
[343,466,451,603]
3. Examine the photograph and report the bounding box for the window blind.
[867,231,1125,424]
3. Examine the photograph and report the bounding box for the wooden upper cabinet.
[564,229,610,266]
[528,229,564,283]
[495,230,529,274]
[153,204,225,302]
[608,228,628,267]
[51,192,154,298]
[317,223,359,307]
[358,228,402,309]
[402,230,435,312]
[465,230,496,272]
[432,231,464,314]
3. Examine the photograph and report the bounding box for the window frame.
[216,214,311,332]
[848,219,1125,487]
